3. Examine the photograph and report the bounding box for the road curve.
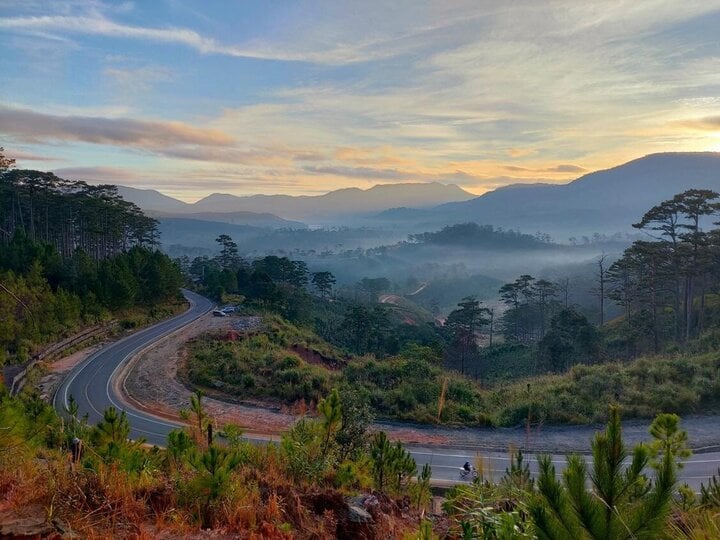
[53,289,214,439]
[53,290,720,489]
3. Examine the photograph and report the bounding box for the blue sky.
[1,0,720,200]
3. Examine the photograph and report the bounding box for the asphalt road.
[53,290,720,490]
[53,289,214,437]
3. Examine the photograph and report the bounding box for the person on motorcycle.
[463,461,473,472]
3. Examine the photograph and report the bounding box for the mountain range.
[374,152,720,238]
[118,152,720,240]
[118,182,476,226]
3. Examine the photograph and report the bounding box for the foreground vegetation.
[443,407,720,540]
[2,380,720,538]
[0,386,428,537]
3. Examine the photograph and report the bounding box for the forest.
[0,155,183,365]
[181,189,720,429]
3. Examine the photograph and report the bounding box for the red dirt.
[121,313,451,446]
[289,344,346,371]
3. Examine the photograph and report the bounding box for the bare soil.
[123,313,299,434]
[121,313,452,445]
[290,343,347,371]
[37,344,103,401]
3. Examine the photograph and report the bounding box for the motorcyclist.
[463,461,473,472]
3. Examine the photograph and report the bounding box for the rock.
[0,508,54,537]
[347,505,373,524]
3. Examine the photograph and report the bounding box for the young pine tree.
[530,406,683,540]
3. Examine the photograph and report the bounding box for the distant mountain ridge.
[118,153,720,238]
[117,186,190,213]
[117,182,475,224]
[397,152,720,238]
[189,182,475,221]
[148,210,306,230]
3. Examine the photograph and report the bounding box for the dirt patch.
[123,314,298,433]
[37,343,104,401]
[290,343,347,371]
[0,504,57,537]
[48,345,101,373]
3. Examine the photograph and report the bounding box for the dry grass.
[0,439,422,538]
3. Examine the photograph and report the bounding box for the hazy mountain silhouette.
[117,186,191,213]
[120,154,720,239]
[118,186,304,228]
[120,182,474,223]
[390,153,720,238]
[150,211,306,230]
[189,182,475,221]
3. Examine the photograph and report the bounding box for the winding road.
[53,290,720,489]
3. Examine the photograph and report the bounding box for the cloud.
[507,148,537,158]
[53,166,143,182]
[5,149,64,162]
[0,11,424,64]
[0,105,234,152]
[103,65,174,94]
[303,164,482,185]
[504,164,586,174]
[547,164,586,173]
[0,14,273,58]
[677,116,720,131]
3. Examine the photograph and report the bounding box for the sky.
[1,0,720,201]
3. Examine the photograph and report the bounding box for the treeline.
[0,234,183,364]
[1,168,157,259]
[0,153,182,364]
[409,222,546,248]
[183,235,442,357]
[442,189,720,382]
[181,234,317,321]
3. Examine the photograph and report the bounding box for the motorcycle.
[459,467,479,480]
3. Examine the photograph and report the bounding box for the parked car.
[221,306,237,314]
[212,309,227,317]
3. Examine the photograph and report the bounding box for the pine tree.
[530,406,682,540]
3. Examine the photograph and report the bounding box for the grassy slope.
[183,315,339,404]
[486,351,720,426]
[184,313,720,427]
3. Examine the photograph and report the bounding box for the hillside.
[150,210,306,229]
[398,152,720,238]
[156,218,265,250]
